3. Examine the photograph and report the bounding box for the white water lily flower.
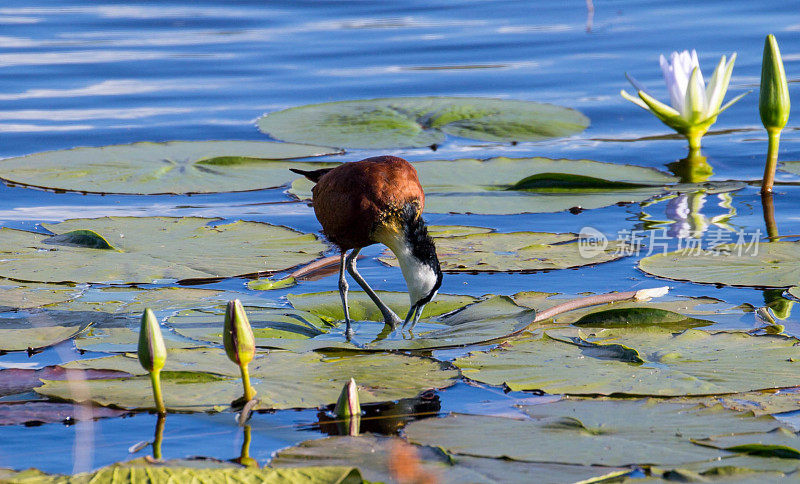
[621,50,747,149]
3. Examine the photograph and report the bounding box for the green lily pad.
[0,141,342,195]
[512,291,726,330]
[0,309,123,352]
[0,323,83,352]
[673,389,800,416]
[169,306,333,349]
[454,328,800,396]
[514,292,739,328]
[380,228,625,272]
[288,290,473,323]
[291,156,693,215]
[271,434,629,483]
[778,161,800,176]
[695,428,800,459]
[639,242,800,288]
[248,277,298,291]
[0,280,80,309]
[170,293,535,351]
[257,97,589,149]
[0,217,327,284]
[0,459,362,483]
[50,286,273,315]
[404,399,786,467]
[624,463,791,483]
[38,348,458,411]
[426,225,494,238]
[74,326,206,353]
[572,307,714,328]
[49,287,275,353]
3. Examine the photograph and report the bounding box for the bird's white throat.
[376,229,438,305]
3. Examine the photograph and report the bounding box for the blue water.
[0,0,798,474]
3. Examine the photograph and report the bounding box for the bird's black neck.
[399,203,442,288]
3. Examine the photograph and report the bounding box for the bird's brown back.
[311,155,424,249]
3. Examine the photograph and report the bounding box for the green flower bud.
[334,378,361,419]
[223,299,255,366]
[760,34,790,132]
[137,308,166,373]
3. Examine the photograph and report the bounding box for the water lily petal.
[620,89,650,110]
[625,73,650,95]
[704,55,726,110]
[708,52,736,112]
[684,67,707,121]
[689,50,705,88]
[660,54,685,112]
[700,91,749,123]
[637,90,690,132]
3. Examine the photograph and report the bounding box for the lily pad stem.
[150,369,166,416]
[761,128,781,194]
[761,191,779,241]
[152,413,166,461]
[240,363,256,402]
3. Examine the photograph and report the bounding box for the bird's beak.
[402,303,425,329]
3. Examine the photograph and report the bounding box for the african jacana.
[291,155,442,335]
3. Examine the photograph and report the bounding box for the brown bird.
[291,155,442,336]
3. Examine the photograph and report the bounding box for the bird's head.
[374,203,442,327]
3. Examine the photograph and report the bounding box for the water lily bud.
[223,299,255,366]
[138,308,166,373]
[760,34,790,132]
[334,378,361,419]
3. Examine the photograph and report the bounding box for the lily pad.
[247,277,298,291]
[169,306,333,350]
[639,242,800,288]
[404,399,787,467]
[74,326,205,353]
[0,309,120,351]
[291,156,695,215]
[0,280,81,310]
[170,293,535,351]
[514,292,739,328]
[50,286,273,315]
[0,402,127,426]
[380,228,625,272]
[454,328,800,396]
[257,97,589,149]
[38,348,458,411]
[786,287,800,300]
[271,434,629,483]
[0,217,327,284]
[695,428,800,459]
[779,161,800,176]
[48,287,275,353]
[674,389,800,416]
[519,293,742,330]
[630,464,791,483]
[0,460,362,483]
[288,290,474,322]
[0,141,342,194]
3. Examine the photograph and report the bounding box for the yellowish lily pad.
[0,217,327,284]
[257,97,589,149]
[38,348,458,411]
[0,141,341,194]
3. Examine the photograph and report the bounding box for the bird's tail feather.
[289,167,333,183]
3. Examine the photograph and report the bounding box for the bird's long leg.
[338,250,353,337]
[346,248,402,329]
